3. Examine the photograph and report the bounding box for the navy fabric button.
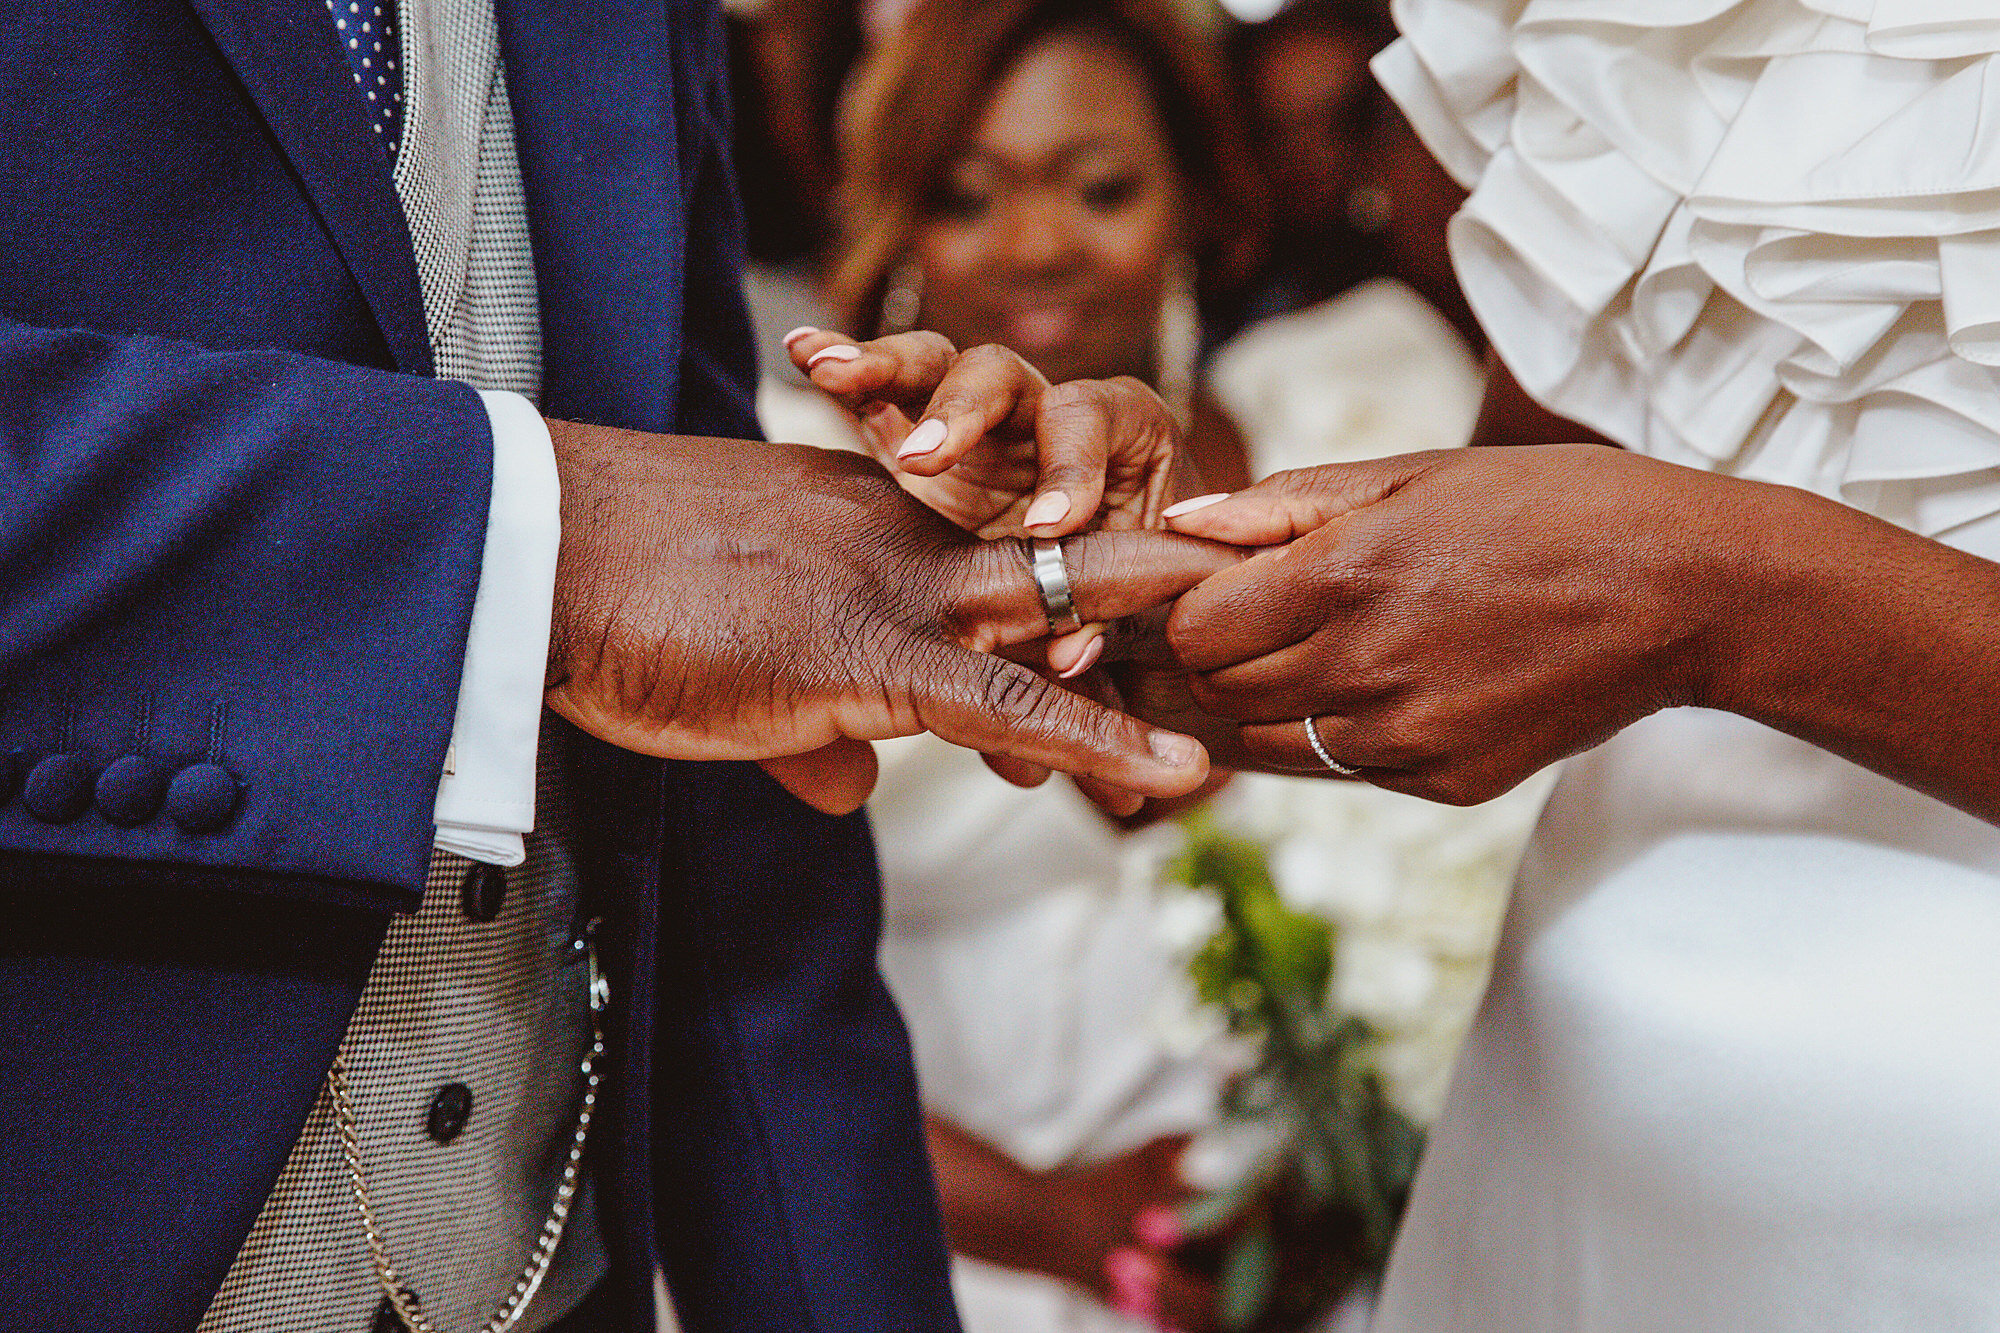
[23,754,94,824]
[0,752,20,805]
[460,862,507,923]
[425,1083,472,1143]
[95,756,168,827]
[165,762,240,833]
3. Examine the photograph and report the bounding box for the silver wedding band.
[1031,538,1082,635]
[1305,717,1359,776]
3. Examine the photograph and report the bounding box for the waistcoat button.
[461,862,507,923]
[425,1082,473,1144]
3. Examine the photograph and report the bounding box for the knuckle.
[978,658,1050,721]
[903,329,956,360]
[1104,375,1161,409]
[1039,459,1098,491]
[1041,378,1106,415]
[961,342,1018,374]
[1271,465,1327,500]
[909,331,958,381]
[1162,609,1201,665]
[1184,673,1233,717]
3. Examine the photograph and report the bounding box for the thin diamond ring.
[1305,716,1359,776]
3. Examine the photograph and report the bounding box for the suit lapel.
[494,0,684,433]
[185,0,433,375]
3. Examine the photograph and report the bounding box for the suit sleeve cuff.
[432,389,560,867]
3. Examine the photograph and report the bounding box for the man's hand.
[542,420,1237,813]
[788,329,1188,539]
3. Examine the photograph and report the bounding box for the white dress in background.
[1373,2,2000,1328]
[761,283,1549,1333]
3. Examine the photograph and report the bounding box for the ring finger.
[1236,711,1406,779]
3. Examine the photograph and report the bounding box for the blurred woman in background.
[772,8,1269,1328]
[758,2,1546,1329]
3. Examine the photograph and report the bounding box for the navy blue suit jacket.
[0,1,959,1329]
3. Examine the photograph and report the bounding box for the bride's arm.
[1468,353,1616,449]
[1153,439,2000,825]
[1693,476,2000,823]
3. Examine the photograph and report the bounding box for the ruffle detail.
[1377,0,2000,550]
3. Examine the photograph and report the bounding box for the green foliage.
[1166,813,1429,1331]
[1218,1223,1278,1333]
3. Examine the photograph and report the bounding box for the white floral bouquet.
[1153,772,1552,1330]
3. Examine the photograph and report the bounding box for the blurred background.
[714,2,1554,1330]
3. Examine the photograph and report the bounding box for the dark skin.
[1143,427,2000,826]
[925,1120,1220,1332]
[900,28,1255,523]
[538,419,1240,815]
[786,31,1259,1318]
[630,338,1232,1310]
[914,30,1182,389]
[790,328,1190,541]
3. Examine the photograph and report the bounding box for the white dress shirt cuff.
[432,389,560,867]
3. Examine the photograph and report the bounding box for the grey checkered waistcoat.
[198,1,604,1328]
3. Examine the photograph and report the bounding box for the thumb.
[1162,453,1449,545]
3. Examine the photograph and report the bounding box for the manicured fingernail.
[1057,633,1105,680]
[898,418,947,459]
[1162,492,1229,519]
[1024,491,1072,529]
[1133,1204,1182,1249]
[782,325,820,348]
[1105,1248,1163,1316]
[1111,1290,1162,1321]
[1105,1247,1162,1286]
[1148,732,1201,768]
[807,344,861,368]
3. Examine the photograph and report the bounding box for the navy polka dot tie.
[326,0,404,159]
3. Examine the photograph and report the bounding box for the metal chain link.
[331,934,610,1333]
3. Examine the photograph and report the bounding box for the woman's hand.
[925,1117,1221,1332]
[1157,444,1748,805]
[787,327,1188,540]
[1045,1137,1220,1332]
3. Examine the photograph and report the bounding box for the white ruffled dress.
[1373,2,2000,1328]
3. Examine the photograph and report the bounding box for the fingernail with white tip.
[1163,492,1230,519]
[899,418,947,459]
[807,344,861,368]
[783,325,821,348]
[1024,491,1072,529]
[1058,634,1105,680]
[1147,732,1201,768]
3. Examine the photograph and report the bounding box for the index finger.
[905,342,1048,477]
[1161,454,1445,545]
[792,329,962,415]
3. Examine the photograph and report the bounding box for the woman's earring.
[878,258,924,337]
[1154,252,1199,427]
